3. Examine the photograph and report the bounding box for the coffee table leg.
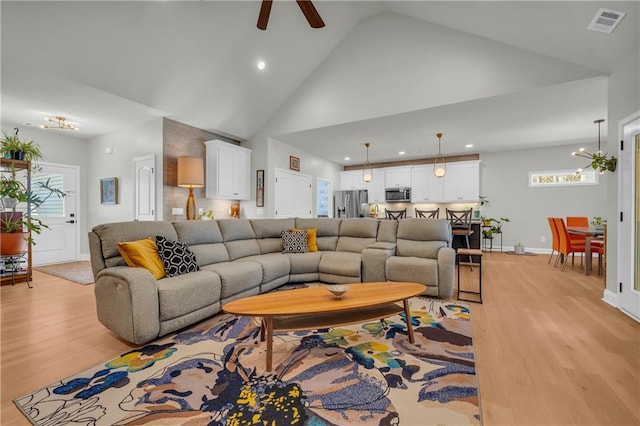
[260,318,265,341]
[264,316,274,371]
[403,299,415,344]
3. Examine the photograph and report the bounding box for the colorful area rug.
[14,297,480,425]
[34,261,94,285]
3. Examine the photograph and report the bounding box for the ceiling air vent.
[588,8,626,34]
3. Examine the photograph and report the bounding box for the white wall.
[243,137,342,218]
[87,118,163,230]
[479,143,608,252]
[1,122,90,254]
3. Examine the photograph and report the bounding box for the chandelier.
[41,116,79,131]
[572,119,617,174]
[433,132,446,178]
[362,142,373,182]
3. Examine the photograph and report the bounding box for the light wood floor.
[1,253,639,425]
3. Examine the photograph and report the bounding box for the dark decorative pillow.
[282,230,308,254]
[155,235,199,277]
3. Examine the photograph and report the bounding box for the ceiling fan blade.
[257,0,272,31]
[296,0,325,29]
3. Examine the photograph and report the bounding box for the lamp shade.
[177,157,204,188]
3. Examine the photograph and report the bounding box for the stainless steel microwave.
[385,187,411,202]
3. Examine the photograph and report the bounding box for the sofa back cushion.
[173,221,230,266]
[377,220,398,243]
[217,219,261,260]
[91,221,178,269]
[295,218,341,251]
[395,218,451,258]
[250,218,296,254]
[336,218,378,253]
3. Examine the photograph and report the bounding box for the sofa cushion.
[282,230,308,253]
[201,261,263,299]
[218,219,261,260]
[377,220,398,243]
[318,251,362,278]
[386,256,438,291]
[117,237,165,280]
[157,270,222,321]
[238,253,291,283]
[295,218,340,251]
[173,220,224,245]
[251,218,296,254]
[92,221,178,268]
[155,235,199,277]
[286,251,323,274]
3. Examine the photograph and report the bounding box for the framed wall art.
[289,155,300,172]
[256,169,264,207]
[100,177,118,205]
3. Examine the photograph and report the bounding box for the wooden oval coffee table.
[223,282,426,371]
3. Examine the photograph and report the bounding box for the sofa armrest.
[365,241,397,252]
[94,266,160,345]
[437,247,456,298]
[362,243,396,282]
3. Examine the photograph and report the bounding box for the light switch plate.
[172,207,184,215]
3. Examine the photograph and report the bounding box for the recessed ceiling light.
[257,61,266,70]
[398,151,405,155]
[465,144,473,148]
[344,157,350,161]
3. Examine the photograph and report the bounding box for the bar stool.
[457,248,483,303]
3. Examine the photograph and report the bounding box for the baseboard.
[602,289,619,307]
[78,253,91,261]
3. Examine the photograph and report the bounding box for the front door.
[31,163,79,266]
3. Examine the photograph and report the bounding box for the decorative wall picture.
[289,155,300,172]
[100,177,118,205]
[256,169,264,207]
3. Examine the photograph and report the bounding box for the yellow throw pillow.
[117,237,165,279]
[291,227,318,252]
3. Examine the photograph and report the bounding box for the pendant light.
[363,142,373,182]
[433,133,446,178]
[572,119,617,174]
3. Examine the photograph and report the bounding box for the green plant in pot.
[1,128,44,163]
[1,168,66,254]
[481,217,511,239]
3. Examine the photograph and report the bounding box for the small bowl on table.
[326,284,349,299]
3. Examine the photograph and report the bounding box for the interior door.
[134,154,156,221]
[31,163,79,266]
[274,169,312,218]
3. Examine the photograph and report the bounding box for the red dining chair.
[554,217,586,271]
[547,217,560,266]
[566,216,589,244]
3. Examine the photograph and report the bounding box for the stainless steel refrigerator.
[334,190,368,218]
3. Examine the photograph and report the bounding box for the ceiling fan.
[257,0,325,30]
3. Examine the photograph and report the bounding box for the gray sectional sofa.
[89,217,454,344]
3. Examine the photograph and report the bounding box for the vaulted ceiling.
[2,1,638,164]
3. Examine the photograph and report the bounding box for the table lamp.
[177,157,204,220]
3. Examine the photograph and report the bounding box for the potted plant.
[1,129,44,163]
[1,165,65,254]
[481,217,510,239]
[591,216,607,229]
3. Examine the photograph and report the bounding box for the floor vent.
[588,8,626,34]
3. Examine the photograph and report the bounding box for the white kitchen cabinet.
[443,161,479,202]
[339,170,367,190]
[366,169,386,203]
[384,166,411,188]
[205,139,252,200]
[411,165,444,202]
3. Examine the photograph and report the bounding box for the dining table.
[567,226,605,276]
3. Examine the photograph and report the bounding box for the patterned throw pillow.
[281,230,308,254]
[291,227,318,252]
[155,235,199,277]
